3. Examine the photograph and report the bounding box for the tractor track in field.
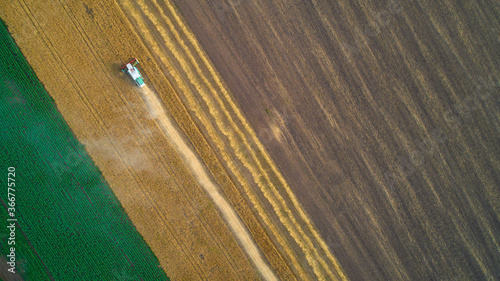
[139,85,278,280]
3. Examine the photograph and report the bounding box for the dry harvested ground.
[1,0,349,280]
[169,0,500,280]
[167,0,500,280]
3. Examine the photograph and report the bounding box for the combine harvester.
[121,58,145,88]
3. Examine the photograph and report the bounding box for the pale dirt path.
[169,0,500,280]
[139,86,278,281]
[139,86,278,280]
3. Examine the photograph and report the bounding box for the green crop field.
[0,19,169,280]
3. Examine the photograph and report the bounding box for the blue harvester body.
[121,58,145,87]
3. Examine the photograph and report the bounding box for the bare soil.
[169,0,500,280]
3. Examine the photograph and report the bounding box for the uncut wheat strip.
[16,0,179,268]
[68,4,252,280]
[15,0,207,278]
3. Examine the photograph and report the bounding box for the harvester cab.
[121,58,145,88]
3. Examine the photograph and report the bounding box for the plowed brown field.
[1,0,348,280]
[168,0,500,280]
